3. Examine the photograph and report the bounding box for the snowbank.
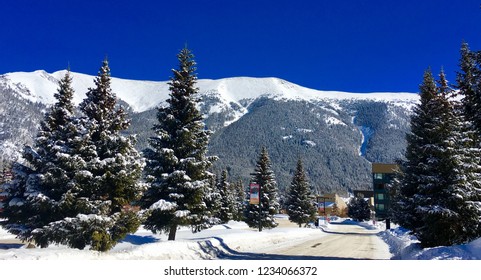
[378,224,481,260]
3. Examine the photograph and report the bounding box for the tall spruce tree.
[0,71,83,245]
[37,61,145,252]
[455,43,481,242]
[390,70,441,233]
[391,68,481,247]
[140,47,217,240]
[413,70,464,247]
[245,147,279,230]
[286,158,317,227]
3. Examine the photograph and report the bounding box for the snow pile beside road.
[378,225,481,260]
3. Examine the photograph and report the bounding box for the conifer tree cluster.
[207,170,246,224]
[245,147,280,230]
[286,159,317,227]
[0,63,144,251]
[390,42,481,247]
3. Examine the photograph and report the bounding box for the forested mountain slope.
[0,70,418,194]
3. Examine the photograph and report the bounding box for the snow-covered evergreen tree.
[203,174,221,226]
[0,161,38,241]
[390,70,446,235]
[454,44,481,243]
[286,158,317,227]
[245,147,279,230]
[34,61,145,251]
[140,47,217,240]
[0,71,82,244]
[216,170,234,223]
[413,70,467,247]
[391,68,481,247]
[232,179,246,221]
[347,195,371,222]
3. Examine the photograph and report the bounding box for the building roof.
[372,163,399,174]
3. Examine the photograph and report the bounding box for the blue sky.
[1,0,480,92]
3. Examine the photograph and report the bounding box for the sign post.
[249,183,262,232]
[249,183,259,205]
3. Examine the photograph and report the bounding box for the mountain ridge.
[0,69,418,194]
[2,69,418,112]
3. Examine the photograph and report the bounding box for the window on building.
[375,203,385,211]
[376,193,385,200]
[374,173,383,180]
[375,183,385,190]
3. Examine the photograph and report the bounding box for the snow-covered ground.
[1,215,480,260]
[0,215,326,260]
[1,215,479,279]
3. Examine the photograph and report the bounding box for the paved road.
[253,221,392,260]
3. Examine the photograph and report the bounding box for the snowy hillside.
[2,70,419,113]
[0,69,419,193]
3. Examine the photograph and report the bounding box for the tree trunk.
[168,224,177,241]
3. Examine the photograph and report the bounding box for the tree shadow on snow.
[197,236,365,260]
[319,227,379,236]
[120,234,160,245]
[0,242,24,250]
[330,219,377,230]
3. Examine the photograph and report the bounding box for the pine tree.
[217,170,234,223]
[413,70,464,247]
[0,161,37,241]
[396,70,442,243]
[0,71,82,244]
[347,195,371,222]
[36,61,144,251]
[245,147,279,230]
[390,69,445,234]
[454,43,481,242]
[391,68,481,247]
[203,174,221,226]
[232,179,246,221]
[286,159,317,227]
[140,47,217,240]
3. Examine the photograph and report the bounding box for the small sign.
[249,183,260,204]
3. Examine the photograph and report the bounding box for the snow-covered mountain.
[0,70,419,193]
[2,69,417,114]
